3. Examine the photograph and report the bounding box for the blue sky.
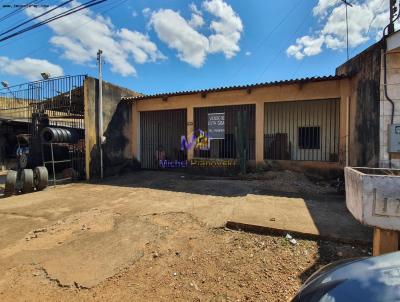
[0,0,391,94]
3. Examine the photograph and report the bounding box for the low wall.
[261,160,343,180]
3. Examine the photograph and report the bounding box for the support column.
[255,102,264,165]
[187,106,194,160]
[131,102,140,161]
[373,227,399,256]
[339,79,351,166]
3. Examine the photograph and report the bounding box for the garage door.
[140,109,187,169]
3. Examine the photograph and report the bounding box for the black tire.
[19,153,28,169]
[21,169,34,194]
[34,166,48,191]
[4,170,17,197]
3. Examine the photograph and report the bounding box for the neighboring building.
[0,76,139,180]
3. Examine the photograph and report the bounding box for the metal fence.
[264,99,340,162]
[194,104,256,160]
[0,75,86,179]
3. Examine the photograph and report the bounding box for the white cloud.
[313,0,337,17]
[0,56,63,81]
[189,13,205,28]
[117,29,166,64]
[245,51,251,56]
[142,7,151,17]
[25,2,165,76]
[26,0,243,72]
[149,0,243,67]
[287,0,390,60]
[203,0,243,58]
[189,3,202,15]
[132,10,138,17]
[189,3,204,28]
[150,9,210,67]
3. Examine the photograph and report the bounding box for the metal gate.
[194,104,256,160]
[0,75,86,180]
[264,99,340,161]
[140,109,187,169]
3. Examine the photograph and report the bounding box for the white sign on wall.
[208,112,225,139]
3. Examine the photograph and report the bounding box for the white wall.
[380,49,400,168]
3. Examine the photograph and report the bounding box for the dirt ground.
[0,171,371,301]
[0,212,370,302]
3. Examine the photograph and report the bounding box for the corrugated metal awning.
[123,75,349,102]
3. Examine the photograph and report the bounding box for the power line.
[0,0,75,37]
[226,0,305,85]
[340,0,353,61]
[0,0,124,51]
[0,0,47,28]
[10,0,129,59]
[349,0,386,57]
[256,3,312,82]
[0,0,41,23]
[0,0,106,42]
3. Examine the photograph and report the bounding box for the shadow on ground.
[100,169,373,285]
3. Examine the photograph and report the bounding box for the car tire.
[21,169,34,194]
[4,170,17,197]
[34,166,48,191]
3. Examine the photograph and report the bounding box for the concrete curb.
[225,221,372,246]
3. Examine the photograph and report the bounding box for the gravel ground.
[0,212,370,302]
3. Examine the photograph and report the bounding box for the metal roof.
[122,75,348,101]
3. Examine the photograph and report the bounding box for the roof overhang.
[123,75,349,102]
[387,30,400,51]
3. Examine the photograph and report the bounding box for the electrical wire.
[255,2,312,82]
[0,0,41,23]
[0,0,75,37]
[0,0,121,50]
[10,0,129,59]
[1,0,47,28]
[0,0,106,42]
[226,0,305,84]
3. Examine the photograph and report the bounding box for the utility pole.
[389,0,398,35]
[97,49,104,179]
[340,0,353,61]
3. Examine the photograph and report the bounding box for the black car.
[292,251,400,302]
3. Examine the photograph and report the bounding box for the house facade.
[123,75,351,177]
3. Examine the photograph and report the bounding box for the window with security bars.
[298,126,320,149]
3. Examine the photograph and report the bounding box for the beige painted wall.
[131,78,352,167]
[0,97,31,120]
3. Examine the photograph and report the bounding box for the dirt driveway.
[0,171,371,301]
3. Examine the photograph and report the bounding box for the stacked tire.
[4,170,17,197]
[3,166,48,197]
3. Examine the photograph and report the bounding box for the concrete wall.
[0,97,30,120]
[84,77,140,180]
[130,78,352,172]
[336,42,382,167]
[380,48,400,168]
